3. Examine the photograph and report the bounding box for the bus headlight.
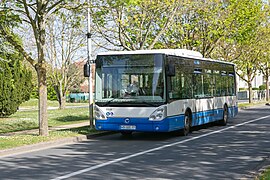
[94,106,107,120]
[149,106,167,121]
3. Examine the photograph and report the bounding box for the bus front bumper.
[95,116,186,132]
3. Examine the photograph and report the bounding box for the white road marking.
[52,115,270,180]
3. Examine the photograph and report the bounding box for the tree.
[46,10,86,109]
[91,0,179,50]
[229,0,266,103]
[162,0,225,57]
[0,44,32,117]
[211,0,267,103]
[258,20,270,102]
[0,0,81,136]
[235,44,261,103]
[259,53,270,102]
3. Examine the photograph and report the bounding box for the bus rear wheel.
[182,113,191,136]
[220,106,228,126]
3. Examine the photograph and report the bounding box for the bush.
[31,76,58,101]
[259,84,266,90]
[0,52,32,117]
[252,87,259,90]
[239,88,247,91]
[47,83,58,101]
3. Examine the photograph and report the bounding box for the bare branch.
[148,4,179,49]
[45,0,65,14]
[0,25,36,66]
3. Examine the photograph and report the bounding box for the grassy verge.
[238,101,267,108]
[256,167,270,180]
[0,98,95,151]
[0,107,89,134]
[0,126,99,150]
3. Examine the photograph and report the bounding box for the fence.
[238,90,268,100]
[67,93,89,102]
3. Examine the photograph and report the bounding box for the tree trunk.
[36,4,49,136]
[58,92,66,110]
[248,82,253,104]
[55,83,66,109]
[266,75,269,102]
[36,65,48,136]
[60,95,66,109]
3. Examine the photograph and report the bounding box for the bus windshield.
[95,54,165,106]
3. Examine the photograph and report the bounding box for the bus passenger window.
[193,74,204,98]
[169,75,181,99]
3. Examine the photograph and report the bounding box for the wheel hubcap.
[184,116,190,133]
[224,109,228,122]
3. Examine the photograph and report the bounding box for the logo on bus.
[106,112,114,117]
[124,118,130,124]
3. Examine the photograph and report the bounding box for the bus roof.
[97,49,203,58]
[97,49,234,65]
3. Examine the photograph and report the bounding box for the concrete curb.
[0,131,116,158]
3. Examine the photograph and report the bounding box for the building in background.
[237,74,264,90]
[67,60,95,102]
[237,73,267,100]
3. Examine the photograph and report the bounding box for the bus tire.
[220,105,228,126]
[182,112,191,136]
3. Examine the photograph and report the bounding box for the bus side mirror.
[167,64,175,76]
[84,62,91,77]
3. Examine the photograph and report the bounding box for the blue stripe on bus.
[95,106,238,132]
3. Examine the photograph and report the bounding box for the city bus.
[94,49,238,135]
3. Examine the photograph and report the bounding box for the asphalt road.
[0,106,270,180]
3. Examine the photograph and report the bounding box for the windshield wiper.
[102,97,125,106]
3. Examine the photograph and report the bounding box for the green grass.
[20,98,88,109]
[0,98,99,150]
[0,126,100,150]
[238,101,267,108]
[0,131,77,150]
[257,167,270,180]
[0,107,89,134]
[0,126,99,150]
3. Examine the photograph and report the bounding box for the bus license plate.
[120,125,136,130]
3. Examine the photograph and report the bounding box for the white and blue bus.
[94,49,238,135]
